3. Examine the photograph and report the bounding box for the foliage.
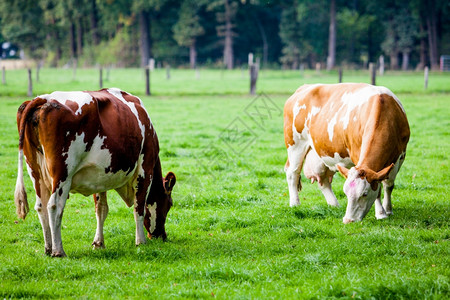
[0,69,449,298]
[0,0,46,59]
[0,0,448,68]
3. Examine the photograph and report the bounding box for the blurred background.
[0,0,449,71]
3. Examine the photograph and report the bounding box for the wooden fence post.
[145,68,151,96]
[249,62,259,95]
[2,67,5,85]
[27,68,33,97]
[99,67,103,89]
[166,64,171,80]
[72,59,77,81]
[195,67,200,80]
[379,55,384,75]
[369,63,376,85]
[424,66,429,90]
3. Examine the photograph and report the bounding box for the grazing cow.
[14,88,176,257]
[284,83,410,223]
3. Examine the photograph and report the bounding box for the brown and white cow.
[14,88,176,257]
[284,83,410,223]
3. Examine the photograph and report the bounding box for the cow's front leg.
[318,177,339,207]
[47,183,70,257]
[92,192,108,249]
[133,201,147,246]
[34,185,52,255]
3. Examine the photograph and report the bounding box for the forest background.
[0,0,449,71]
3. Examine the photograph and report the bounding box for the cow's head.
[144,172,176,240]
[337,164,393,224]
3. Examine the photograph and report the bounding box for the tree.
[132,0,168,67]
[173,0,205,68]
[208,0,238,69]
[397,9,418,70]
[424,0,440,70]
[326,0,336,70]
[380,4,417,70]
[0,0,46,60]
[279,2,301,69]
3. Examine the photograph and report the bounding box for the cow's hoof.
[343,217,354,224]
[92,241,105,249]
[376,213,389,220]
[51,251,67,258]
[289,201,300,207]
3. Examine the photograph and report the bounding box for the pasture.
[0,68,449,298]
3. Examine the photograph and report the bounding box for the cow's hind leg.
[285,144,309,207]
[377,156,404,219]
[47,181,71,257]
[382,180,395,216]
[35,184,52,255]
[92,192,108,249]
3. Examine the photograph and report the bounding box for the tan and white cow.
[284,83,410,223]
[14,88,176,257]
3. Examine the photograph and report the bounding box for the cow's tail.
[14,98,46,220]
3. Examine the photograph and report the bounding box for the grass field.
[0,69,449,298]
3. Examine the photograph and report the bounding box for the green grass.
[0,69,449,298]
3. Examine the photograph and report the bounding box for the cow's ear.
[336,165,349,179]
[365,164,394,183]
[164,172,176,193]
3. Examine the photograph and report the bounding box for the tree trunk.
[390,52,399,70]
[416,21,427,70]
[401,51,409,70]
[327,0,336,70]
[139,11,151,68]
[190,40,197,69]
[90,0,100,46]
[223,0,234,69]
[426,10,439,70]
[76,20,83,58]
[69,22,76,59]
[255,17,268,68]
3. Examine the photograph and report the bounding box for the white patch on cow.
[338,85,405,130]
[148,202,157,233]
[64,132,88,174]
[67,133,140,196]
[340,89,371,130]
[24,156,36,188]
[327,114,338,142]
[89,135,112,169]
[321,152,354,172]
[39,91,93,115]
[107,88,146,142]
[310,106,321,116]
